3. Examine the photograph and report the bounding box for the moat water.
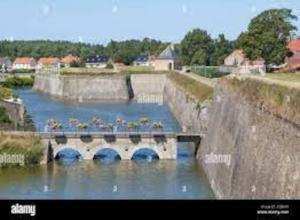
[0,89,214,199]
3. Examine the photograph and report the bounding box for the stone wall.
[164,77,209,134]
[33,74,129,101]
[0,99,25,127]
[198,83,300,199]
[130,74,166,103]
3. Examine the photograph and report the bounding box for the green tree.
[211,34,234,66]
[236,9,297,70]
[180,29,213,65]
[191,49,209,65]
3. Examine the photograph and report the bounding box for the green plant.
[0,87,12,100]
[0,134,44,166]
[11,69,35,74]
[105,63,114,69]
[3,76,34,88]
[0,107,11,124]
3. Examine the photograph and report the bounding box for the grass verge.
[0,133,44,167]
[222,77,300,125]
[167,72,214,103]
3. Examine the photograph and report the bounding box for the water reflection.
[94,149,122,162]
[0,146,214,199]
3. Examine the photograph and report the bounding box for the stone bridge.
[40,132,202,162]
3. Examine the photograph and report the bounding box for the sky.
[0,0,299,45]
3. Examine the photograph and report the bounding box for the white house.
[13,58,37,70]
[37,58,61,70]
[154,44,181,71]
[133,54,155,67]
[85,55,112,68]
[224,49,266,74]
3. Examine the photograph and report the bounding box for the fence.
[191,66,229,78]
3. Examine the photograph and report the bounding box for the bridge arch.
[93,148,122,160]
[53,146,85,160]
[130,146,161,160]
[90,146,124,160]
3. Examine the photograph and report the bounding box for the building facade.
[0,57,12,72]
[85,55,112,68]
[61,55,81,68]
[133,54,155,67]
[286,38,300,70]
[224,49,266,74]
[37,58,61,71]
[12,58,37,70]
[154,44,181,71]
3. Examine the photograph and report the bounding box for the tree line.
[0,8,297,67]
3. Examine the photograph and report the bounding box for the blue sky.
[0,0,299,44]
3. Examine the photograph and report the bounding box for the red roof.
[14,57,36,65]
[288,38,300,51]
[38,58,60,64]
[287,53,300,69]
[61,55,80,64]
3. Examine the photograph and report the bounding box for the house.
[224,50,245,66]
[12,58,37,70]
[85,55,112,68]
[37,58,61,70]
[224,49,266,74]
[154,44,181,71]
[61,55,81,68]
[286,38,300,70]
[133,54,155,67]
[0,57,12,72]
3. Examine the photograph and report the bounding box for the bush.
[11,69,35,74]
[0,107,11,124]
[0,134,44,166]
[3,76,34,88]
[70,61,86,68]
[105,63,114,69]
[0,87,12,100]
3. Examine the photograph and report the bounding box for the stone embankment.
[198,78,300,199]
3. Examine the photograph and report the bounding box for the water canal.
[0,89,214,199]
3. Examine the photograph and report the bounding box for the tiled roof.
[288,38,300,51]
[134,54,149,62]
[61,55,80,64]
[0,57,11,65]
[86,55,110,63]
[38,58,60,64]
[13,57,36,64]
[225,49,245,60]
[157,44,177,60]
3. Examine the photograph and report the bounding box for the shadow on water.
[94,149,121,164]
[55,148,82,164]
[131,149,159,161]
